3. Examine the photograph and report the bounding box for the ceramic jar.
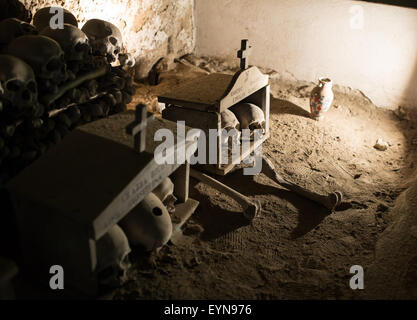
[310,77,334,120]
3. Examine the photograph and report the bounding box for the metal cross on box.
[237,39,252,70]
[125,104,155,153]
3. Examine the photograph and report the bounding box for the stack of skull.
[97,176,177,288]
[0,4,179,291]
[0,6,136,185]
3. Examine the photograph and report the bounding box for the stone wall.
[22,0,195,79]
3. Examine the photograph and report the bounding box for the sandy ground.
[107,56,417,300]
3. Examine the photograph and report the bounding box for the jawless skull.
[153,177,177,213]
[0,54,39,116]
[230,103,265,139]
[32,7,78,32]
[221,109,241,147]
[119,192,173,251]
[40,24,90,73]
[6,35,67,83]
[0,18,37,49]
[81,19,123,65]
[96,224,131,288]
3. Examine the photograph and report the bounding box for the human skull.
[119,192,173,251]
[153,177,177,213]
[0,54,39,116]
[221,109,241,148]
[230,103,265,139]
[81,19,123,64]
[40,24,90,73]
[32,7,78,32]
[118,53,135,68]
[6,35,67,83]
[0,18,37,49]
[96,224,131,288]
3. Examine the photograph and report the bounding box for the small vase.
[310,77,334,120]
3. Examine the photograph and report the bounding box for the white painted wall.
[195,0,417,109]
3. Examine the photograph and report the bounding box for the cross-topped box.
[125,104,155,153]
[6,110,201,296]
[237,39,252,70]
[158,39,270,176]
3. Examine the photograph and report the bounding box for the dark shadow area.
[270,97,312,119]
[356,0,417,9]
[190,168,332,240]
[0,188,20,261]
[290,202,329,239]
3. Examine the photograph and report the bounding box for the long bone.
[190,168,260,220]
[261,156,342,211]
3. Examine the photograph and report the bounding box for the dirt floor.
[107,56,417,300]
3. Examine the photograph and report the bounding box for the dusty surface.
[109,56,417,300]
[12,56,416,300]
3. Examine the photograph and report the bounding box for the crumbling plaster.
[22,0,196,79]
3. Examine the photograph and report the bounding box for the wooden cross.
[125,104,155,153]
[237,39,251,70]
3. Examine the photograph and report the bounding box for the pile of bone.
[0,6,136,185]
[97,177,177,288]
[220,102,266,156]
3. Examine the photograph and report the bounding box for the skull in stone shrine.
[119,192,173,252]
[153,177,177,213]
[221,109,241,147]
[230,103,265,139]
[96,224,131,288]
[81,19,123,64]
[40,24,90,73]
[6,35,67,83]
[0,18,37,49]
[32,7,78,32]
[0,54,39,115]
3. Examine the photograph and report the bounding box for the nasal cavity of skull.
[109,36,117,46]
[152,207,163,216]
[22,90,30,100]
[27,81,36,93]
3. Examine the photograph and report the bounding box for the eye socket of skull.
[46,58,61,71]
[75,42,87,52]
[6,80,21,91]
[22,24,34,34]
[109,36,118,46]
